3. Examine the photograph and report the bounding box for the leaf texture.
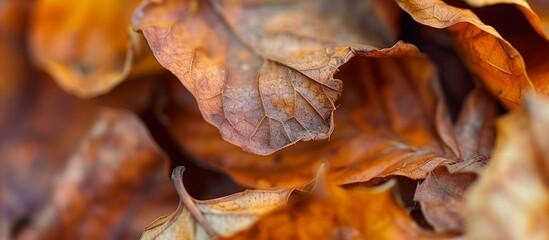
[133,0,410,155]
[141,166,292,240]
[161,52,460,189]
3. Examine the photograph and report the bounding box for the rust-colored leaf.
[466,94,549,239]
[132,0,430,155]
[414,88,497,233]
[415,168,476,233]
[395,0,549,109]
[225,168,439,239]
[448,88,498,173]
[162,51,459,188]
[17,109,176,240]
[529,0,549,36]
[30,0,161,97]
[141,166,292,240]
[1,74,157,239]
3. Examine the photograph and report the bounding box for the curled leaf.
[133,0,413,155]
[226,175,439,239]
[141,166,292,240]
[466,94,549,239]
[30,0,160,97]
[414,88,497,233]
[162,51,458,189]
[396,0,542,109]
[448,88,497,173]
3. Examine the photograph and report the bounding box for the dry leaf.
[17,109,174,240]
[448,87,497,173]
[141,166,292,240]
[459,0,549,102]
[529,0,549,36]
[1,75,157,239]
[132,0,424,155]
[462,0,548,39]
[30,0,160,98]
[395,0,545,109]
[225,168,439,240]
[466,94,549,239]
[415,168,476,233]
[162,51,460,189]
[414,88,497,233]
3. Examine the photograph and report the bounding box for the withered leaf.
[395,0,547,109]
[414,88,497,233]
[225,168,439,240]
[17,109,175,240]
[462,0,548,39]
[528,0,549,36]
[466,94,549,239]
[162,52,459,189]
[1,74,157,239]
[141,166,292,240]
[30,0,160,97]
[415,168,476,233]
[132,0,433,155]
[448,87,497,173]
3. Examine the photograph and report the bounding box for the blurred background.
[2,0,546,239]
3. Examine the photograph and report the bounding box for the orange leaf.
[225,166,442,239]
[29,0,160,97]
[395,0,545,109]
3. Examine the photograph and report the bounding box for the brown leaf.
[17,109,175,240]
[414,88,497,233]
[225,168,439,240]
[529,0,549,37]
[466,94,549,239]
[395,0,544,109]
[162,51,459,189]
[448,87,498,173]
[415,168,476,233]
[141,166,292,240]
[1,74,157,239]
[132,0,430,155]
[29,0,161,97]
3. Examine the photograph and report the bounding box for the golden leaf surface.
[141,166,292,240]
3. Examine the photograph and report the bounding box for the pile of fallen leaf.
[2,0,549,239]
